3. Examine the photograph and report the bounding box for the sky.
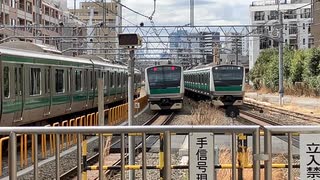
[67,0,254,26]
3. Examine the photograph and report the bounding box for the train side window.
[117,72,120,87]
[84,70,88,91]
[55,69,64,93]
[122,72,126,85]
[30,68,41,96]
[3,66,10,98]
[110,72,114,87]
[90,70,94,90]
[44,68,51,94]
[103,72,107,89]
[14,67,22,95]
[75,70,83,91]
[67,69,71,92]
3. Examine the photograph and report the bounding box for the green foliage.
[289,50,305,83]
[250,47,320,95]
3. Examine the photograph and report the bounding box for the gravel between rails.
[242,107,320,125]
[14,107,156,180]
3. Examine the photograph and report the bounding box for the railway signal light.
[118,33,142,48]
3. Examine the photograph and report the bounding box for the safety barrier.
[2,126,261,180]
[3,125,319,180]
[0,96,148,176]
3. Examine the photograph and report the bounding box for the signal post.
[118,34,142,180]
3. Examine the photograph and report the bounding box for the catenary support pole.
[278,0,284,106]
[128,49,135,180]
[98,78,105,180]
[190,0,194,26]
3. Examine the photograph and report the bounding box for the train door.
[43,67,52,116]
[13,64,23,122]
[67,68,73,111]
[85,69,89,108]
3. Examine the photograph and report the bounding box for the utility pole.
[235,37,239,65]
[74,0,76,15]
[128,49,135,180]
[35,0,41,43]
[102,0,106,28]
[190,0,194,26]
[278,0,284,106]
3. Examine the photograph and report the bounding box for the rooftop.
[251,0,310,6]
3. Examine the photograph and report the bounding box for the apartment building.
[73,1,118,60]
[249,0,313,70]
[0,0,66,47]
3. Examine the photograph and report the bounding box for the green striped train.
[0,42,141,126]
[145,65,184,110]
[184,64,245,117]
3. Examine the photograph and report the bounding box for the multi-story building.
[312,0,320,47]
[249,0,313,70]
[60,12,87,56]
[73,1,118,60]
[169,30,220,68]
[0,0,66,47]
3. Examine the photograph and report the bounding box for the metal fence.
[2,125,320,180]
[0,126,260,180]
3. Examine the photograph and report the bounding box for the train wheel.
[226,106,239,118]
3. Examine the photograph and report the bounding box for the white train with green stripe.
[145,65,184,110]
[184,64,245,117]
[0,42,141,126]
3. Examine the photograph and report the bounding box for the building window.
[259,37,269,49]
[303,23,306,30]
[308,24,311,34]
[308,38,314,48]
[289,24,298,35]
[303,38,306,45]
[284,10,296,19]
[30,68,41,95]
[301,8,311,18]
[289,39,297,49]
[254,11,265,21]
[268,11,278,20]
[27,2,32,13]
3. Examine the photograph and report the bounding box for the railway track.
[238,110,300,148]
[244,101,320,124]
[60,112,176,180]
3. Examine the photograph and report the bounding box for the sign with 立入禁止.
[300,134,320,180]
[189,133,214,180]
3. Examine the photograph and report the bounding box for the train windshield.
[212,66,243,85]
[147,66,181,89]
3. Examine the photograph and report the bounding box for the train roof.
[145,64,183,70]
[0,43,130,70]
[184,64,244,73]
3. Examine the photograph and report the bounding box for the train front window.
[147,66,181,89]
[212,66,243,87]
[212,66,243,81]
